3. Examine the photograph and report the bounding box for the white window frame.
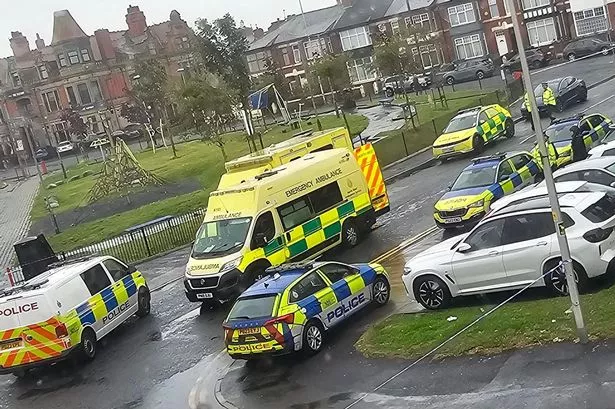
[81,49,91,62]
[38,65,49,80]
[453,34,485,59]
[339,26,372,51]
[281,47,291,66]
[304,38,329,61]
[521,0,550,11]
[448,3,476,27]
[415,44,440,69]
[574,7,609,36]
[489,0,500,18]
[43,90,60,113]
[526,18,557,47]
[346,56,377,84]
[408,13,431,29]
[292,44,302,63]
[67,50,80,65]
[391,20,400,35]
[246,51,271,74]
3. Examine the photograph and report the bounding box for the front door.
[496,33,509,56]
[451,218,507,292]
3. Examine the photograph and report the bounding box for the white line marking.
[581,93,615,113]
[519,134,536,145]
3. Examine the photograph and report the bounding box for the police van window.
[497,161,513,181]
[587,115,605,128]
[311,144,333,153]
[289,272,328,303]
[80,264,112,296]
[511,154,531,170]
[251,212,276,250]
[279,198,314,231]
[319,263,354,283]
[309,182,343,214]
[103,259,130,282]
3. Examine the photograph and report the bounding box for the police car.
[432,105,514,160]
[0,256,150,376]
[532,113,612,168]
[223,261,390,359]
[434,152,541,229]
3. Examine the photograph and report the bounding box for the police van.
[184,149,382,304]
[219,127,353,188]
[0,256,150,376]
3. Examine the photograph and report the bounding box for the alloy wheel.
[418,280,445,308]
[306,325,322,351]
[346,226,358,246]
[550,265,578,295]
[374,280,390,305]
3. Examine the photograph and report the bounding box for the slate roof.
[332,0,395,30]
[385,0,435,16]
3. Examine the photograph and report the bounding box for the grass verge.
[356,281,615,359]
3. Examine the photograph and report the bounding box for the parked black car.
[520,76,587,120]
[501,49,548,71]
[563,37,615,61]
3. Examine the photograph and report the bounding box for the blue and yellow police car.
[223,261,390,359]
[434,152,542,229]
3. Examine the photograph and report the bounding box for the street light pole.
[504,0,588,343]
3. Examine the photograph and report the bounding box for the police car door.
[510,153,537,187]
[79,263,115,339]
[319,263,370,322]
[292,271,340,329]
[101,258,139,328]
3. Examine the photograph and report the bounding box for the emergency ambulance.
[184,149,382,304]
[0,256,150,376]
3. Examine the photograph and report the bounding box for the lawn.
[356,280,615,359]
[35,114,368,252]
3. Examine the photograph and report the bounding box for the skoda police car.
[434,152,541,229]
[432,104,514,160]
[532,113,612,168]
[223,261,390,359]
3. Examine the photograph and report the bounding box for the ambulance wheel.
[12,369,30,379]
[136,287,151,318]
[79,328,97,362]
[342,219,360,248]
[373,277,391,306]
[505,119,515,138]
[302,320,324,356]
[472,135,484,154]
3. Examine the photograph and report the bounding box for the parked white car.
[545,156,615,187]
[588,124,615,158]
[403,190,615,309]
[56,141,74,153]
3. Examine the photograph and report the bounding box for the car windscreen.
[545,122,577,142]
[451,165,497,190]
[581,193,615,223]
[227,295,277,320]
[444,115,476,133]
[192,217,252,258]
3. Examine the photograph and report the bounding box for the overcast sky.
[0,0,337,58]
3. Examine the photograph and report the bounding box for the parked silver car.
[434,58,495,85]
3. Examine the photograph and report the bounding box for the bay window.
[340,26,372,51]
[346,57,377,83]
[448,4,476,27]
[526,18,557,46]
[454,34,484,59]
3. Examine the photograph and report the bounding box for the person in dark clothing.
[570,125,588,163]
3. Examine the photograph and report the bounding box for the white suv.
[403,190,615,309]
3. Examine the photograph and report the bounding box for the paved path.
[0,176,39,271]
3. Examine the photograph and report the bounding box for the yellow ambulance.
[184,149,383,304]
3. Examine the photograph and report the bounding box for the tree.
[308,54,352,117]
[176,74,235,161]
[252,57,290,100]
[60,108,88,141]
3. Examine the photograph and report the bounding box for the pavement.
[3,56,615,409]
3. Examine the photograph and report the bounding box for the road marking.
[370,226,439,264]
[581,93,615,113]
[519,134,536,145]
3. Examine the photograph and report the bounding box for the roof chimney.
[35,33,45,50]
[9,31,30,58]
[253,28,265,40]
[95,29,116,60]
[126,5,148,36]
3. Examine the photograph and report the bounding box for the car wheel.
[136,287,151,317]
[413,276,451,310]
[602,47,610,56]
[556,99,564,113]
[372,277,391,307]
[531,60,542,69]
[79,328,97,362]
[505,119,515,138]
[472,134,485,154]
[567,53,576,62]
[476,70,485,80]
[544,260,589,296]
[385,88,394,98]
[578,87,588,102]
[302,320,324,355]
[446,76,455,85]
[342,219,360,248]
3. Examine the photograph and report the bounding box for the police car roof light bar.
[471,152,507,164]
[266,261,315,274]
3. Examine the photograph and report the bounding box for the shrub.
[47,183,57,189]
[69,174,81,182]
[55,180,64,186]
[82,170,94,177]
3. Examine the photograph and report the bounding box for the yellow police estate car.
[531,113,612,168]
[223,261,390,358]
[432,105,515,160]
[434,152,541,228]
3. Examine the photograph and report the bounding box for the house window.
[407,13,431,29]
[574,7,608,36]
[246,51,271,73]
[391,20,401,34]
[43,90,60,112]
[67,50,80,65]
[304,38,329,60]
[38,65,49,80]
[77,83,92,105]
[282,47,291,66]
[521,0,550,10]
[416,44,440,69]
[489,0,500,18]
[81,49,91,62]
[58,54,67,67]
[448,3,476,27]
[89,80,102,101]
[52,122,70,143]
[346,56,377,83]
[526,18,557,46]
[11,72,21,88]
[454,34,484,59]
[339,26,372,51]
[88,115,100,134]
[292,44,302,63]
[66,86,78,106]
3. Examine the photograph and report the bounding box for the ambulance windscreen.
[192,217,252,259]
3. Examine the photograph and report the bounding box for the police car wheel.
[79,329,97,361]
[472,135,484,154]
[505,119,515,138]
[413,276,451,310]
[342,220,360,248]
[302,321,324,355]
[136,288,151,318]
[373,278,390,306]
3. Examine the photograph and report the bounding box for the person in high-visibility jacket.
[532,134,559,171]
[524,92,535,131]
[541,82,557,121]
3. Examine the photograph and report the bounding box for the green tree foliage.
[122,58,169,125]
[60,108,88,140]
[309,54,351,92]
[252,57,289,100]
